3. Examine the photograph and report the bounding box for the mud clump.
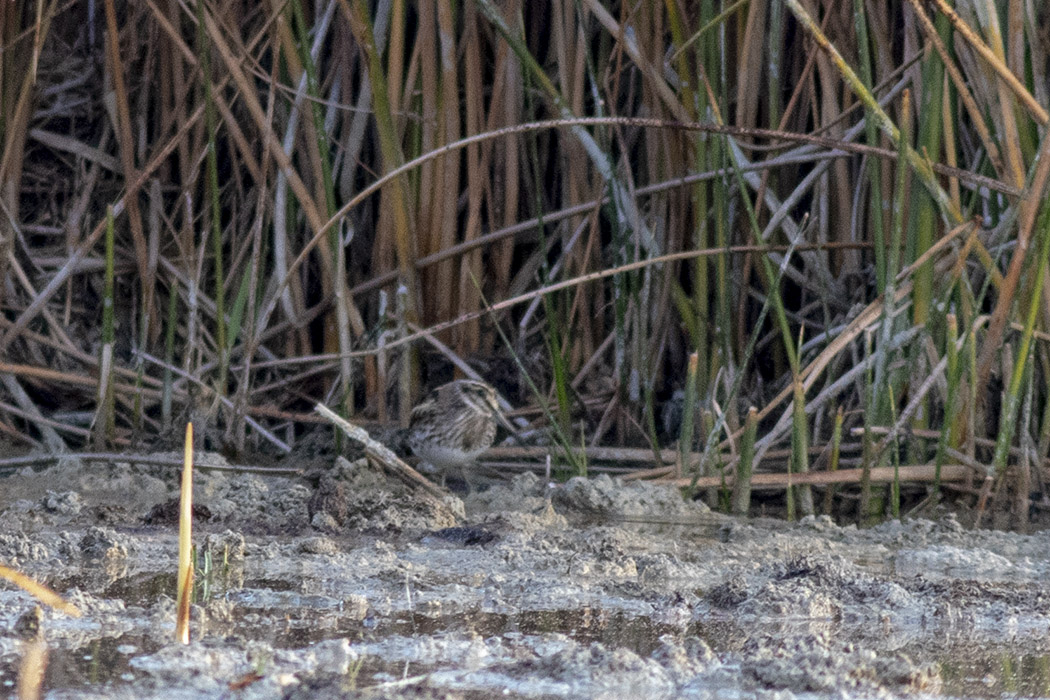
[79,526,132,561]
[708,554,916,623]
[743,631,941,694]
[306,456,462,533]
[551,474,712,519]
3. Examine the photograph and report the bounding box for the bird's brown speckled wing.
[459,417,496,453]
[409,395,439,427]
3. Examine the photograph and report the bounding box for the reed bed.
[1,0,1049,526]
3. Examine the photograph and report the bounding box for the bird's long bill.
[493,410,518,437]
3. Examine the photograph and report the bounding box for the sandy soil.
[1,454,1049,699]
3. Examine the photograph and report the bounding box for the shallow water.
[11,589,1050,699]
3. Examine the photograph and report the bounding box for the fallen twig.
[0,452,301,475]
[314,404,459,515]
[663,464,974,489]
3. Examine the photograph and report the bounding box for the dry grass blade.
[902,0,1005,177]
[0,101,203,352]
[975,132,1050,392]
[102,0,151,335]
[27,129,120,171]
[17,636,47,700]
[175,422,193,645]
[0,564,81,617]
[928,0,1048,126]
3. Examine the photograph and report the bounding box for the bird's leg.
[462,465,476,495]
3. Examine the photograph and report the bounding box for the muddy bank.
[1,455,1049,698]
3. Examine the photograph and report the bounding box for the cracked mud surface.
[2,455,1049,698]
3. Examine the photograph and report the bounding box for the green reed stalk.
[521,103,572,443]
[933,313,960,494]
[227,266,254,354]
[966,312,978,465]
[708,4,731,388]
[719,118,801,418]
[289,0,337,217]
[787,377,811,520]
[473,276,584,475]
[784,0,963,227]
[791,324,813,516]
[665,0,709,396]
[678,353,700,479]
[993,203,1050,476]
[726,136,814,512]
[823,405,844,515]
[859,331,873,523]
[700,409,718,507]
[910,13,948,330]
[731,406,758,516]
[872,89,910,418]
[546,300,572,439]
[887,384,900,518]
[1017,350,1036,528]
[721,112,800,386]
[290,0,351,414]
[907,15,949,464]
[852,0,886,289]
[96,206,116,445]
[344,0,420,417]
[862,89,911,521]
[101,208,114,337]
[691,233,804,498]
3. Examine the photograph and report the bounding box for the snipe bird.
[407,379,513,489]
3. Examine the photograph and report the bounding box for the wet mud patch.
[2,456,1050,698]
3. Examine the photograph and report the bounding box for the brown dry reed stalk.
[17,634,46,700]
[176,422,194,644]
